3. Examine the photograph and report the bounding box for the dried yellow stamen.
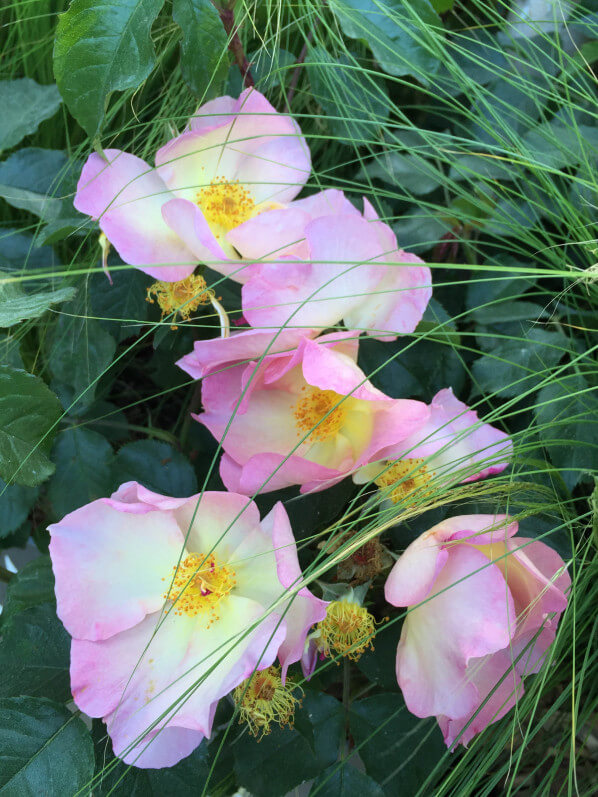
[163,552,235,625]
[338,536,390,584]
[374,457,435,505]
[233,666,302,739]
[146,274,212,328]
[316,600,376,662]
[293,387,347,443]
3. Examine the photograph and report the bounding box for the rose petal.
[74,150,197,281]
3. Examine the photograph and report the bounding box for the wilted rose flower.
[177,328,430,494]
[384,514,569,747]
[74,88,311,282]
[48,483,326,768]
[227,189,431,340]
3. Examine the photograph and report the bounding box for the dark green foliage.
[0,697,94,795]
[53,0,167,138]
[0,366,62,487]
[112,440,198,496]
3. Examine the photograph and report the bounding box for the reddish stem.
[217,2,254,88]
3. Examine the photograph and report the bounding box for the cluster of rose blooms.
[48,90,569,769]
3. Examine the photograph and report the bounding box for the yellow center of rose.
[164,552,236,623]
[293,387,348,442]
[316,600,376,662]
[374,457,435,505]
[196,177,257,232]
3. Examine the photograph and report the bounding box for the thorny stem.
[217,1,254,88]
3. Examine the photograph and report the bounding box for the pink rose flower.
[48,482,326,768]
[354,388,512,500]
[74,89,311,282]
[384,514,569,747]
[226,189,431,340]
[176,328,430,494]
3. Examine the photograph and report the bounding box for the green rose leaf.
[0,276,75,328]
[112,440,198,497]
[48,303,117,413]
[310,764,385,796]
[0,697,94,795]
[0,148,79,220]
[472,328,569,398]
[0,604,70,702]
[93,725,210,795]
[53,0,167,138]
[0,228,60,275]
[234,693,344,796]
[90,267,150,343]
[349,694,446,794]
[0,478,38,538]
[48,428,114,517]
[330,0,442,80]
[0,79,62,152]
[172,0,230,99]
[535,374,598,491]
[1,556,56,624]
[0,366,62,487]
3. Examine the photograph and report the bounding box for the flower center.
[164,552,236,624]
[293,387,347,442]
[316,600,376,662]
[374,458,435,505]
[196,177,257,233]
[146,274,212,328]
[233,665,302,739]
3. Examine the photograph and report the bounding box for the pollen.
[146,274,212,329]
[293,387,347,443]
[316,600,376,662]
[163,552,235,625]
[196,177,257,232]
[374,457,435,505]
[233,666,302,739]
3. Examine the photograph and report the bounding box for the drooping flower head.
[177,328,430,494]
[74,89,311,282]
[48,483,326,768]
[354,388,512,504]
[384,514,569,747]
[233,665,302,739]
[227,189,432,340]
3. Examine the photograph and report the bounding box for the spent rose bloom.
[353,388,512,502]
[225,189,431,339]
[176,328,430,494]
[384,514,569,747]
[48,482,326,768]
[74,88,311,282]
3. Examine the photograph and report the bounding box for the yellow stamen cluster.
[146,274,212,329]
[197,176,257,232]
[374,457,435,505]
[233,666,302,739]
[293,387,347,443]
[316,600,376,662]
[163,552,235,624]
